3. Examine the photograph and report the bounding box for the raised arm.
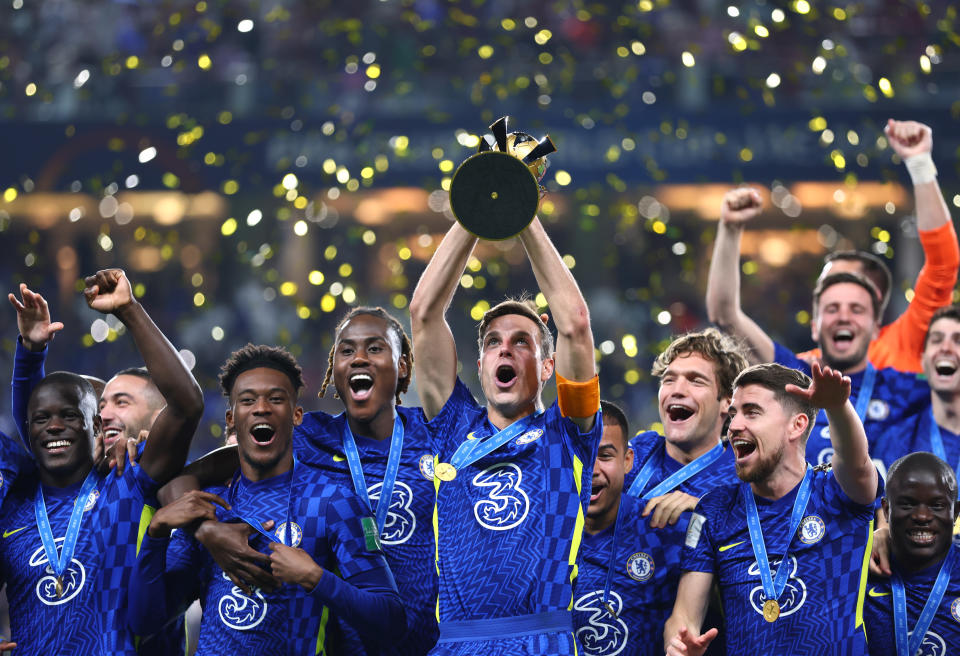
[878,120,959,360]
[8,284,62,447]
[664,571,717,656]
[409,222,478,419]
[705,188,775,364]
[786,363,877,505]
[83,269,203,484]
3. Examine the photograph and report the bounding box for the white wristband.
[905,152,937,185]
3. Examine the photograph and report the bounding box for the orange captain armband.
[556,372,600,419]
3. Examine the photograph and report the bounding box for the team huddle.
[0,118,956,656]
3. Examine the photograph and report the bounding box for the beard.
[736,440,785,485]
[820,340,870,372]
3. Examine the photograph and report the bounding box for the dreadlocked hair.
[319,306,414,405]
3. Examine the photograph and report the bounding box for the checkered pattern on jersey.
[774,343,931,475]
[683,468,880,655]
[295,407,439,655]
[426,379,601,652]
[154,467,389,655]
[863,542,960,656]
[0,463,158,655]
[574,437,736,656]
[428,630,580,656]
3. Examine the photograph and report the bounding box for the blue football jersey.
[774,343,930,477]
[0,463,158,655]
[864,543,960,656]
[427,378,601,655]
[573,433,734,656]
[131,465,396,655]
[683,467,880,654]
[295,407,438,655]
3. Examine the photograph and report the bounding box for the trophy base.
[450,151,540,241]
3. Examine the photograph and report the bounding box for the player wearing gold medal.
[665,362,881,655]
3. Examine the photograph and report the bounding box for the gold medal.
[55,576,64,599]
[435,463,457,482]
[604,601,618,619]
[762,599,780,622]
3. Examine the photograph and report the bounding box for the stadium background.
[1,0,958,457]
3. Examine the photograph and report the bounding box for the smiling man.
[863,452,960,655]
[574,328,747,656]
[706,187,932,475]
[410,217,600,655]
[0,269,203,654]
[664,362,881,655]
[126,344,407,655]
[10,283,167,453]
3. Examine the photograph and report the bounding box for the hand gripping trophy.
[449,116,556,240]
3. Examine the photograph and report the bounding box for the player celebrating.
[409,217,600,654]
[863,452,960,654]
[665,363,880,655]
[9,284,167,453]
[126,344,407,654]
[157,307,439,654]
[706,183,933,474]
[577,328,747,655]
[0,269,203,654]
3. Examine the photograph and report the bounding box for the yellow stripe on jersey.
[136,504,156,557]
[433,455,442,622]
[954,514,960,535]
[314,605,330,654]
[855,518,875,631]
[566,454,585,611]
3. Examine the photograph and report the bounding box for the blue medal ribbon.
[601,504,623,618]
[892,546,957,656]
[229,463,297,546]
[34,468,100,590]
[341,413,404,535]
[742,466,814,605]
[811,363,876,438]
[626,440,725,499]
[448,411,541,471]
[924,409,960,479]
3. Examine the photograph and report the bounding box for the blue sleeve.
[773,341,811,375]
[680,505,714,574]
[426,378,478,457]
[127,531,203,635]
[12,338,46,450]
[310,492,406,646]
[311,567,406,650]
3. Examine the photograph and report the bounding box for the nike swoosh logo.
[868,587,891,598]
[718,541,745,552]
[333,454,346,462]
[3,527,27,538]
[466,432,478,441]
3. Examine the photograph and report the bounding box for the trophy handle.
[522,136,556,164]
[489,116,509,152]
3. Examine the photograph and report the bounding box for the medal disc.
[762,599,780,622]
[436,462,457,482]
[55,577,64,598]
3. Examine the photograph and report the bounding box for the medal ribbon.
[924,409,960,479]
[342,413,404,535]
[601,503,624,617]
[742,466,814,605]
[810,363,876,438]
[448,411,541,471]
[229,461,297,546]
[626,439,725,499]
[34,468,100,584]
[892,546,957,656]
